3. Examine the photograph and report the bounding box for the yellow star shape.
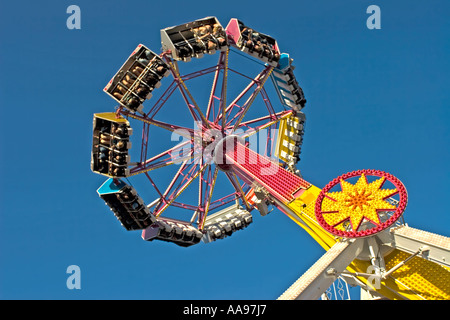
[321,174,398,232]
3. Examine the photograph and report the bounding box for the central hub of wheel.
[213,135,245,171]
[344,190,374,211]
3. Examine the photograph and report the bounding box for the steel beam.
[389,225,450,267]
[278,239,364,300]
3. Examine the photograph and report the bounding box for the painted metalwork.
[91,16,450,300]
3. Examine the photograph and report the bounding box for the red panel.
[225,143,310,203]
[225,18,241,45]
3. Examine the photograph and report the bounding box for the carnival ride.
[91,17,450,300]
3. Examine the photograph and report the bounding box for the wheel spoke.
[208,192,243,212]
[214,67,265,126]
[260,86,277,118]
[206,52,226,121]
[129,138,196,175]
[220,50,229,129]
[145,80,178,119]
[144,171,164,199]
[215,65,273,130]
[198,158,208,208]
[164,56,211,129]
[230,110,293,136]
[225,172,251,210]
[198,166,219,230]
[153,158,208,217]
[153,159,190,217]
[121,109,195,138]
[231,66,274,131]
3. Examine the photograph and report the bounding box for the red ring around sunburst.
[314,169,408,238]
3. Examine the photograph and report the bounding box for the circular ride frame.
[115,45,296,232]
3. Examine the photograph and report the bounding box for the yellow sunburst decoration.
[315,170,408,238]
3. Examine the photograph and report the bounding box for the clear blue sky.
[0,0,449,299]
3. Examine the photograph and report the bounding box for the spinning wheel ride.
[92,17,305,246]
[91,16,450,300]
